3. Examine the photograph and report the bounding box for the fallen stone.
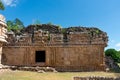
[37,70,45,73]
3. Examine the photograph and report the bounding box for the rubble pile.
[105,56,120,72]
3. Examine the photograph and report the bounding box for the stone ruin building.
[2,24,108,71]
[0,14,7,66]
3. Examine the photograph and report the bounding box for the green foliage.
[57,25,62,29]
[33,19,41,25]
[116,51,120,62]
[95,30,100,34]
[47,33,50,41]
[47,22,53,25]
[61,28,67,34]
[0,1,5,10]
[7,18,25,34]
[7,21,13,31]
[105,48,120,63]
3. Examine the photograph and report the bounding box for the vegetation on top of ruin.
[6,18,106,35]
[25,24,106,34]
[6,18,108,42]
[24,24,108,43]
[62,27,106,36]
[65,27,101,32]
[25,24,62,34]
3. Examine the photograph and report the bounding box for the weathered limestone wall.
[48,45,105,71]
[2,44,105,71]
[68,32,90,44]
[2,47,26,65]
[2,46,47,66]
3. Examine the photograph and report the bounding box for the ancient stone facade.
[0,14,7,65]
[2,25,108,71]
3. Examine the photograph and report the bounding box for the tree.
[14,18,25,30]
[0,0,5,10]
[7,18,25,34]
[7,20,13,31]
[47,22,53,25]
[116,51,120,62]
[33,19,41,25]
[105,48,120,62]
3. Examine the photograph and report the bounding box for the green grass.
[0,70,120,80]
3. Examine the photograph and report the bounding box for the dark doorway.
[35,51,46,62]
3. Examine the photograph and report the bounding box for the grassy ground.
[0,70,120,80]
